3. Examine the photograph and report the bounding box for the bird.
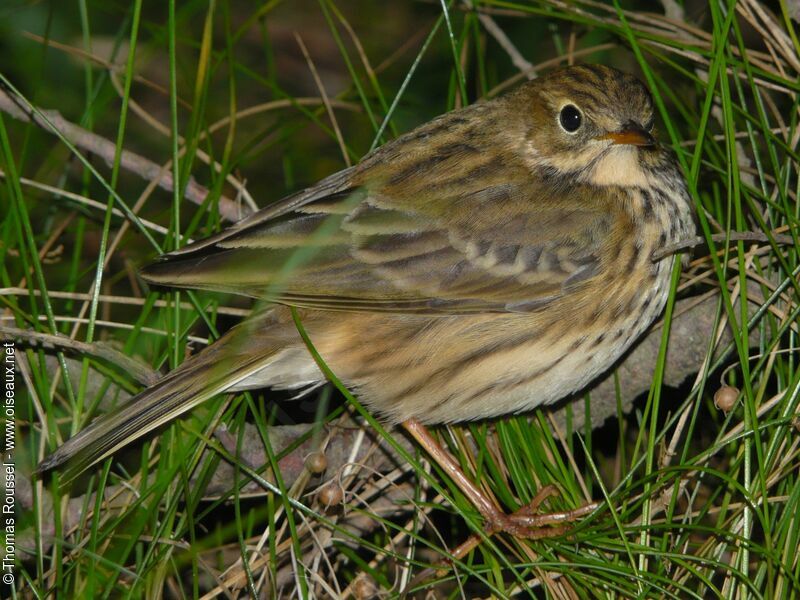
[38,64,695,535]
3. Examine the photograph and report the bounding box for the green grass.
[2,0,799,597]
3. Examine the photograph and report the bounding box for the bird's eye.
[644,115,655,131]
[558,104,582,133]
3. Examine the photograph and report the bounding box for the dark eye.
[644,115,655,131]
[559,104,582,133]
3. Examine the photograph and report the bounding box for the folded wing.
[142,115,611,315]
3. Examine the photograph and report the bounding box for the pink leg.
[402,419,599,538]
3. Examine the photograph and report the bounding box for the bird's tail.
[37,313,318,484]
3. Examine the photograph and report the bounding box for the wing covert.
[141,103,615,314]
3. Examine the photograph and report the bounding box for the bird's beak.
[600,121,656,147]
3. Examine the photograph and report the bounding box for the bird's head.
[516,64,660,188]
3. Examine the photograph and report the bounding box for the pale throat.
[587,145,650,188]
[525,142,651,189]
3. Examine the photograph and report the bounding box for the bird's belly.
[309,264,671,424]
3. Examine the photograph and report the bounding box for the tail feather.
[37,318,302,484]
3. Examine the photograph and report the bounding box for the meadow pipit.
[39,64,695,536]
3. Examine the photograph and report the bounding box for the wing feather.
[141,102,615,315]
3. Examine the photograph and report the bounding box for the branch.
[652,231,798,261]
[0,325,159,386]
[0,87,249,222]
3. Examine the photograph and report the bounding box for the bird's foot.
[409,485,598,588]
[402,419,599,541]
[483,485,599,539]
[454,485,598,562]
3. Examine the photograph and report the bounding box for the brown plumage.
[39,64,695,486]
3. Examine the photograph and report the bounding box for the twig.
[294,33,352,167]
[1,315,210,346]
[0,287,249,317]
[0,169,172,237]
[0,86,248,222]
[652,231,797,261]
[476,11,536,78]
[0,326,159,386]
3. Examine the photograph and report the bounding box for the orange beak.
[600,121,656,147]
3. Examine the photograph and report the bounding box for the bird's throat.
[588,147,650,189]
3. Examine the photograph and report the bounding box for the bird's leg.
[439,486,572,572]
[402,418,598,539]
